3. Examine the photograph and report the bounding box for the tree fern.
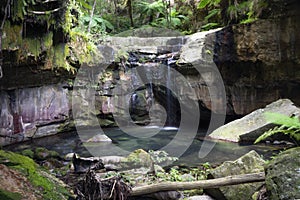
[254,112,300,145]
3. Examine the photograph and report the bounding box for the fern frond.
[254,112,300,145]
[264,112,300,128]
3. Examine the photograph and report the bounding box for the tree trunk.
[88,0,97,33]
[0,0,10,79]
[131,172,265,196]
[128,0,134,27]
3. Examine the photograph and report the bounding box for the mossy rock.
[21,149,35,158]
[205,150,265,200]
[0,150,73,200]
[34,147,60,161]
[265,147,300,200]
[121,149,154,170]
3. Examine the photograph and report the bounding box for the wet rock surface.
[265,147,300,200]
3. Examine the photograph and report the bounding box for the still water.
[6,127,277,166]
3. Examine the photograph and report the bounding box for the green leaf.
[204,9,220,21]
[198,0,211,9]
[254,112,300,144]
[265,112,300,128]
[201,22,219,30]
[77,0,92,10]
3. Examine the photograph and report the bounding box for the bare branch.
[27,6,64,15]
[131,172,265,196]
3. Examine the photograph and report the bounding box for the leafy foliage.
[254,112,300,145]
[137,0,165,23]
[81,15,114,34]
[195,0,267,30]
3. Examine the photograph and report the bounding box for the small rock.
[187,195,215,200]
[86,134,112,143]
[65,153,75,161]
[100,156,125,164]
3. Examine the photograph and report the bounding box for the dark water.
[5,127,278,166]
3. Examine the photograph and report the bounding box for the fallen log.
[131,172,265,196]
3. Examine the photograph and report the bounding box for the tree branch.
[88,0,97,34]
[27,7,64,15]
[131,172,265,196]
[1,0,10,29]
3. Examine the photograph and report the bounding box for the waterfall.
[96,36,188,128]
[166,64,171,126]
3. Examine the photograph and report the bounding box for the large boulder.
[204,150,265,200]
[265,147,300,200]
[208,99,300,143]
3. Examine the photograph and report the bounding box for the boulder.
[178,28,221,65]
[265,147,300,200]
[120,149,154,171]
[208,99,300,143]
[204,150,265,200]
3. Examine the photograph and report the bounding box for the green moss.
[2,22,23,49]
[22,38,42,59]
[2,0,101,73]
[122,149,153,168]
[0,150,72,200]
[43,32,53,50]
[11,0,25,22]
[0,189,22,200]
[21,149,34,158]
[34,147,60,160]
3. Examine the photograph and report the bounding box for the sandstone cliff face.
[178,0,300,116]
[0,85,70,146]
[215,16,300,115]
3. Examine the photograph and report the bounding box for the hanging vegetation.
[0,0,269,76]
[0,0,100,74]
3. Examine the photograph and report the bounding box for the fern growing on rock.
[254,112,300,145]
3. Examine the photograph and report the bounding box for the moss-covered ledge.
[0,150,74,200]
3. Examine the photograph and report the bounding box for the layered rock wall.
[178,0,300,115]
[0,84,70,146]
